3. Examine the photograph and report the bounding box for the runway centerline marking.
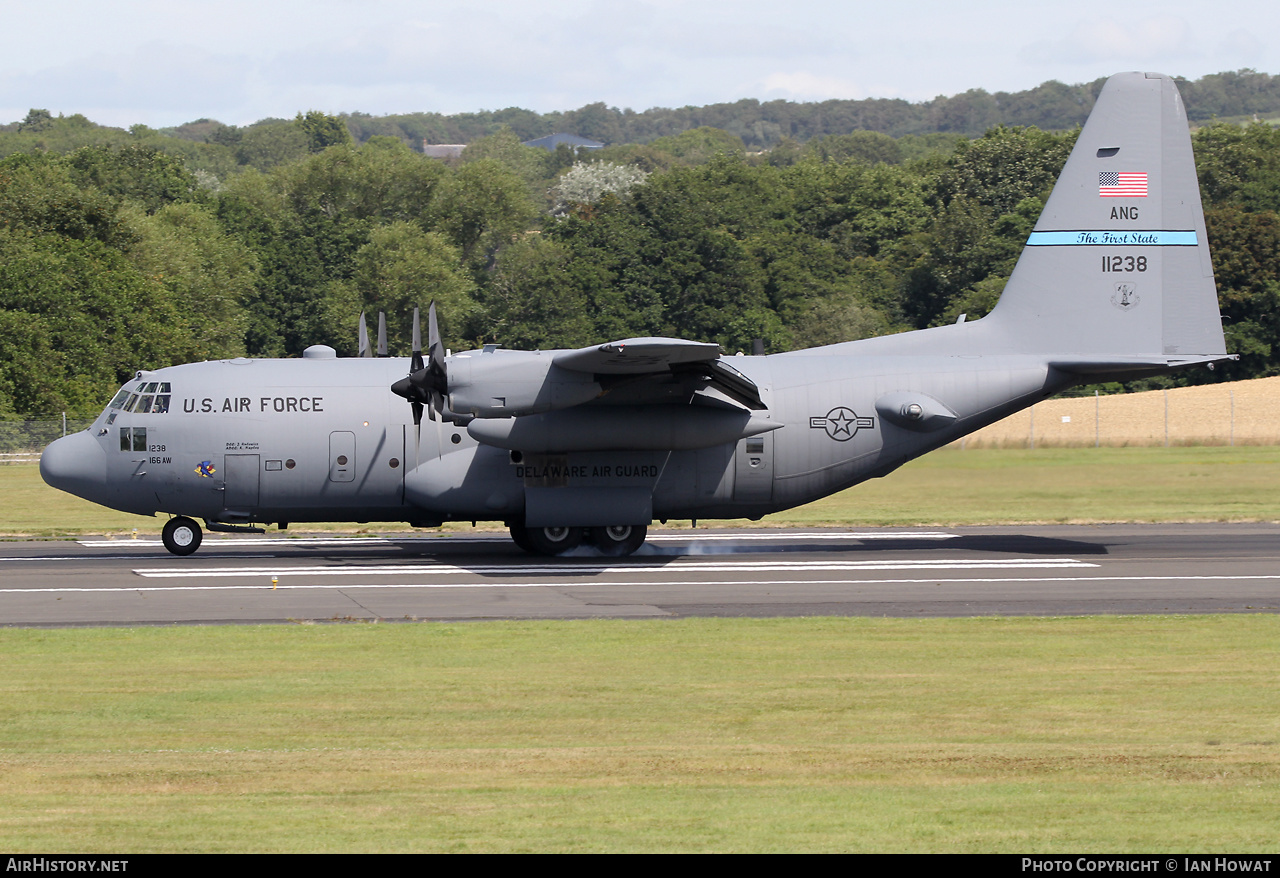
[131,558,1098,579]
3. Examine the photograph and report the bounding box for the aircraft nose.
[40,430,108,500]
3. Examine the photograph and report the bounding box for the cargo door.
[223,454,261,508]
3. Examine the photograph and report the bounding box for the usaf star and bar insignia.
[809,407,875,441]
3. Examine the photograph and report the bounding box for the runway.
[1,524,1278,626]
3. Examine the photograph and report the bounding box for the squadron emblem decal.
[809,407,875,441]
[195,461,217,478]
[1112,282,1140,310]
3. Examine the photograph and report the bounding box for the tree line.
[2,97,1279,418]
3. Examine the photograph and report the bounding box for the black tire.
[162,516,203,556]
[524,525,584,556]
[590,524,647,557]
[508,523,534,552]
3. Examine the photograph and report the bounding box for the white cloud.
[1,1,1278,127]
[1020,16,1198,65]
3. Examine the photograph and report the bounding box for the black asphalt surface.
[1,524,1278,626]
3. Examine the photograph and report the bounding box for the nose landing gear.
[161,516,203,556]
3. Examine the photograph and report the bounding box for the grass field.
[6,445,1280,537]
[2,617,1277,852]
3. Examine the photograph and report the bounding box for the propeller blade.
[410,306,423,374]
[428,301,444,374]
[391,304,452,462]
[426,301,449,423]
[358,312,371,358]
[434,392,444,460]
[377,312,388,358]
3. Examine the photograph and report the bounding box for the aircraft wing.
[553,337,721,373]
[553,337,766,410]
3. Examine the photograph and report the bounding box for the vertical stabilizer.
[989,72,1225,361]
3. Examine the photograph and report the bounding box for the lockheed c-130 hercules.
[42,72,1231,556]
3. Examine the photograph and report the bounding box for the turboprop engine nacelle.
[467,406,781,453]
[447,350,601,418]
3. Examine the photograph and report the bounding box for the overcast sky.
[2,0,1277,129]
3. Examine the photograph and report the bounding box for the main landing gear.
[161,516,203,556]
[508,523,647,557]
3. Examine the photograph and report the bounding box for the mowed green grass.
[7,445,1280,536]
[1,618,1277,852]
[6,451,1279,851]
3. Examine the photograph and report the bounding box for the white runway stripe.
[76,537,395,548]
[2,574,1279,595]
[133,558,1096,578]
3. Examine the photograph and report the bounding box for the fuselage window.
[153,395,170,413]
[143,382,159,393]
[119,427,148,452]
[123,394,140,412]
[137,395,154,414]
[159,382,171,393]
[109,389,131,410]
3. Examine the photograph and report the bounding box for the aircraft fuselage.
[43,346,1067,532]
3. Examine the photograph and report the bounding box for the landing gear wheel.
[162,516,203,556]
[590,524,647,557]
[524,525,584,556]
[508,523,533,552]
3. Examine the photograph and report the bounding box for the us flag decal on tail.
[1099,171,1148,197]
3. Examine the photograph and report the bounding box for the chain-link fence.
[0,417,96,463]
[954,376,1280,448]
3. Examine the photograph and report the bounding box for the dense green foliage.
[2,75,1280,417]
[332,69,1280,149]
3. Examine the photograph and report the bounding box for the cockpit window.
[107,382,173,417]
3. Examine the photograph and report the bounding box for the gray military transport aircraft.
[41,72,1231,556]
